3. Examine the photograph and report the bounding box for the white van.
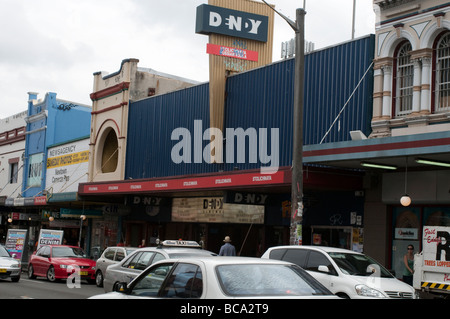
[261,245,417,299]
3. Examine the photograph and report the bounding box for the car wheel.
[95,270,103,287]
[28,264,36,279]
[47,266,57,282]
[11,275,20,282]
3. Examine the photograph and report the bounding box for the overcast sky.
[0,0,376,119]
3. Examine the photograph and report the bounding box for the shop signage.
[224,191,268,205]
[34,196,47,205]
[37,229,64,250]
[46,139,89,193]
[131,196,170,206]
[5,229,27,262]
[172,197,264,224]
[206,43,258,61]
[196,4,269,42]
[80,170,287,195]
[60,207,103,218]
[395,228,418,240]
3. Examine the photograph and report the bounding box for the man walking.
[219,236,236,256]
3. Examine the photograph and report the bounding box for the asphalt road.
[0,273,103,299]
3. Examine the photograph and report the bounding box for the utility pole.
[261,1,305,245]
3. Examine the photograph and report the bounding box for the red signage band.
[206,43,258,62]
[80,170,287,195]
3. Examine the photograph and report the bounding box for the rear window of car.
[216,264,331,297]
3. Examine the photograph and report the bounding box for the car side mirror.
[318,265,329,273]
[114,282,129,293]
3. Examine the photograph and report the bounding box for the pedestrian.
[219,236,236,256]
[403,244,415,285]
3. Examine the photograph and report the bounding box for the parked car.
[95,246,138,287]
[90,256,339,299]
[28,245,96,283]
[0,245,21,282]
[261,245,417,299]
[103,240,216,293]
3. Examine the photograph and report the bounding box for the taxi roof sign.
[160,240,201,248]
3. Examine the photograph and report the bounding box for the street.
[0,272,102,299]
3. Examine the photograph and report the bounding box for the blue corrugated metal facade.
[126,83,212,179]
[126,35,375,178]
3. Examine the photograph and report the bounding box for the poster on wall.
[5,229,27,262]
[37,229,64,250]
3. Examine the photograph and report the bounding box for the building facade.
[304,0,450,278]
[79,34,375,255]
[0,110,27,243]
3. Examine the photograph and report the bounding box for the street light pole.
[261,1,305,245]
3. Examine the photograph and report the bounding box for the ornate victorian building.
[372,0,450,137]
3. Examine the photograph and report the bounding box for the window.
[130,263,173,297]
[104,248,116,260]
[435,33,450,112]
[161,263,202,298]
[304,251,337,275]
[115,249,125,261]
[394,42,413,117]
[9,162,18,184]
[123,251,155,270]
[281,249,309,268]
[101,129,118,173]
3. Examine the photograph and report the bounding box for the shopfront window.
[311,226,353,250]
[391,207,450,280]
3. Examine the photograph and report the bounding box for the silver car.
[103,240,216,293]
[95,246,138,287]
[0,245,21,282]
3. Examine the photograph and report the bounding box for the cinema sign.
[196,4,269,42]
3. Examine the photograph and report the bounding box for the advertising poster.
[5,229,28,261]
[46,139,89,193]
[37,229,64,250]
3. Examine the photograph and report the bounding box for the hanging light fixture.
[400,157,411,207]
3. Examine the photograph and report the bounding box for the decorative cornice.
[90,82,130,101]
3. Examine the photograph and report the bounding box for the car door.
[98,248,116,273]
[34,246,51,275]
[303,250,337,293]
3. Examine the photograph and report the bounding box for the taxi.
[102,240,216,293]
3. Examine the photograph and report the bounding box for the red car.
[28,245,96,283]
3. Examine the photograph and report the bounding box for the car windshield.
[216,264,332,296]
[328,252,393,278]
[52,247,86,258]
[0,246,11,257]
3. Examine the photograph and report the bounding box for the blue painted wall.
[22,92,91,198]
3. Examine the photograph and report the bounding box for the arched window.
[393,42,413,117]
[435,32,450,112]
[101,129,118,173]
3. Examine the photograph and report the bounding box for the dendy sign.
[196,4,269,42]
